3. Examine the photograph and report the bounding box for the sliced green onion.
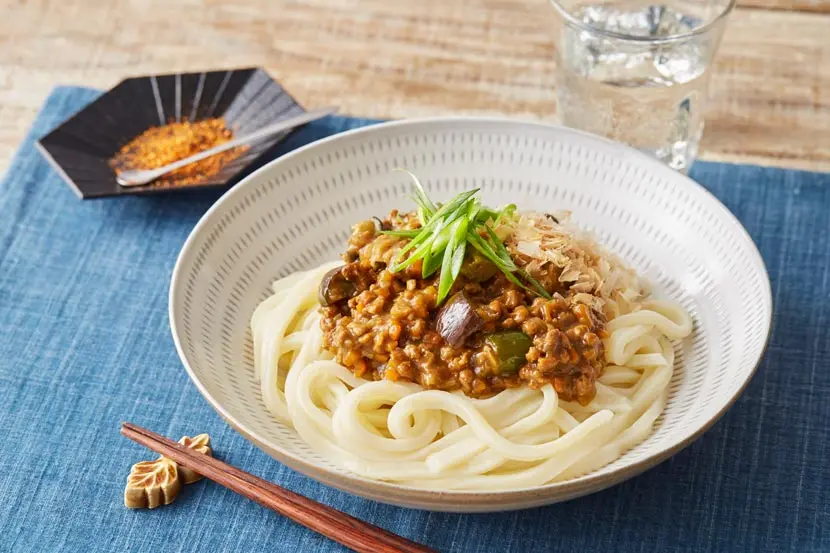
[468,231,551,300]
[475,207,499,224]
[450,242,466,282]
[382,229,420,238]
[430,199,474,255]
[395,169,436,217]
[493,204,516,227]
[484,225,517,269]
[436,217,469,303]
[386,173,550,304]
[437,234,457,302]
[422,249,443,278]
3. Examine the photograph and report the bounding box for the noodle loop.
[251,266,692,489]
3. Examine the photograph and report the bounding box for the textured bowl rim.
[169,116,773,508]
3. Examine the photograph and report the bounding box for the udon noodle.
[252,261,692,490]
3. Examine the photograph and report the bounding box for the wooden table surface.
[1,0,828,175]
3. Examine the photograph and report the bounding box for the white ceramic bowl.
[169,118,772,512]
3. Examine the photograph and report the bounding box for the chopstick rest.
[121,423,435,552]
[176,434,212,484]
[125,457,181,509]
[124,432,213,509]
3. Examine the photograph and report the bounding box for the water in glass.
[553,2,730,172]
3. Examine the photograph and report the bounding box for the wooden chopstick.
[121,422,435,553]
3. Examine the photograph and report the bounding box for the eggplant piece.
[459,249,498,282]
[485,331,532,374]
[371,216,391,231]
[318,266,356,306]
[435,291,484,347]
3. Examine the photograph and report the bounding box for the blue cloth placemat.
[1,86,828,553]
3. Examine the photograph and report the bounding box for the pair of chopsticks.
[121,423,434,553]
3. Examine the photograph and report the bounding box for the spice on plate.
[124,433,213,509]
[109,118,248,187]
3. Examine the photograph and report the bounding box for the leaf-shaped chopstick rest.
[176,433,212,484]
[124,433,213,509]
[125,457,181,509]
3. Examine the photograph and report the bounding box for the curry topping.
[320,197,614,405]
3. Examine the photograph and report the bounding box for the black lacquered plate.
[37,68,305,198]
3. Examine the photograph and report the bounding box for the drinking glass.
[549,0,735,172]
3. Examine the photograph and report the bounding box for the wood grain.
[0,0,828,175]
[742,0,830,13]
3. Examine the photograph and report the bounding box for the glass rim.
[549,0,737,44]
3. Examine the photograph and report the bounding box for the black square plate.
[37,68,305,198]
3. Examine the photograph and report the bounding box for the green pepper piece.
[485,331,532,374]
[459,249,498,282]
